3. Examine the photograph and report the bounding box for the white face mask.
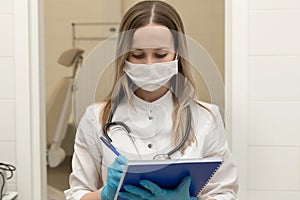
[124,60,178,92]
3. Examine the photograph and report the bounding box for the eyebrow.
[131,47,171,51]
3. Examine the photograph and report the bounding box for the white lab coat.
[65,91,238,200]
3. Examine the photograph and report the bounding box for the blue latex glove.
[101,155,127,200]
[118,176,198,200]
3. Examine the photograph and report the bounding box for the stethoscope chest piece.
[153,153,171,160]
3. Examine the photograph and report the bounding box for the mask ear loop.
[175,52,179,60]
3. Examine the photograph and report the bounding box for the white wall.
[0,0,17,192]
[231,0,300,199]
[247,1,300,199]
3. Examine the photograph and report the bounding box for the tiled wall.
[248,0,300,199]
[0,0,17,191]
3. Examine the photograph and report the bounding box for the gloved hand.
[101,155,127,200]
[118,176,198,200]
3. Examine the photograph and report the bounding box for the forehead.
[131,25,175,51]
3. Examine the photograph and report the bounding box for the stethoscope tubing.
[164,106,191,157]
[0,162,16,180]
[102,104,192,160]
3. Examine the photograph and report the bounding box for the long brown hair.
[101,0,198,154]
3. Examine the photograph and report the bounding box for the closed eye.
[155,53,168,58]
[131,53,145,59]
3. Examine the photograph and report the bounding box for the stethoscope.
[0,162,16,200]
[103,102,192,160]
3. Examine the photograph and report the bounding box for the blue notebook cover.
[114,158,222,200]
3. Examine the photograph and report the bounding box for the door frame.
[225,0,248,199]
[15,0,47,199]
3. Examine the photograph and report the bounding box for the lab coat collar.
[130,90,174,111]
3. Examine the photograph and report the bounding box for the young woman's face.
[127,24,176,64]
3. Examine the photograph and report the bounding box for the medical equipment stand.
[47,47,84,168]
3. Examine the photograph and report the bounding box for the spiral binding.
[198,161,223,195]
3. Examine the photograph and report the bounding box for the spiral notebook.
[114,157,222,200]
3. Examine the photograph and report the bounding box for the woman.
[65,1,238,200]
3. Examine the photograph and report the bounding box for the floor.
[47,185,65,200]
[47,156,72,199]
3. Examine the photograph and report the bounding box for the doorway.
[43,0,227,198]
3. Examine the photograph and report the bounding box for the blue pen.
[100,136,121,156]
